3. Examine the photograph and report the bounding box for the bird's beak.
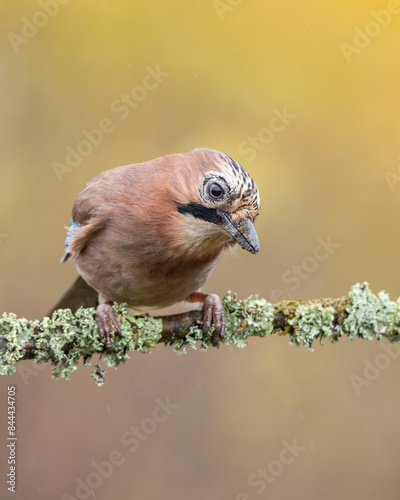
[217,210,260,254]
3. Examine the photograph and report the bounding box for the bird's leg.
[96,297,121,351]
[187,292,226,345]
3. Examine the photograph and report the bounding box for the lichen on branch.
[1,282,400,385]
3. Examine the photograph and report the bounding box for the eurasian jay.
[53,148,260,349]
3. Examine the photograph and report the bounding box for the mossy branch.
[1,282,400,385]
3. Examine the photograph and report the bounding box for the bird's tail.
[48,276,99,316]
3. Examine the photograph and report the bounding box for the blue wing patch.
[65,218,80,248]
[61,219,80,264]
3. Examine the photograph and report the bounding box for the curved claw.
[96,303,121,351]
[202,293,226,346]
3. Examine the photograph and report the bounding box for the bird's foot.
[96,303,121,351]
[189,292,226,346]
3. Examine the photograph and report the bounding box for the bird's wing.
[47,275,99,316]
[67,170,118,257]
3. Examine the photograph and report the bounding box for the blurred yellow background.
[1,1,400,498]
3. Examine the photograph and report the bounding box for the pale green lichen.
[96,304,163,385]
[224,293,275,348]
[288,283,400,349]
[107,304,163,363]
[2,283,400,385]
[0,303,163,386]
[32,306,103,381]
[288,303,336,349]
[91,363,107,385]
[343,282,400,342]
[173,326,208,354]
[0,313,37,375]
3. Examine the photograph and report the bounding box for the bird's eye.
[208,183,224,200]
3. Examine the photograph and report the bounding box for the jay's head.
[170,148,260,255]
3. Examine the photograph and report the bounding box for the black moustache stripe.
[178,203,224,226]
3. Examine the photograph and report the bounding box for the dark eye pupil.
[209,183,224,199]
